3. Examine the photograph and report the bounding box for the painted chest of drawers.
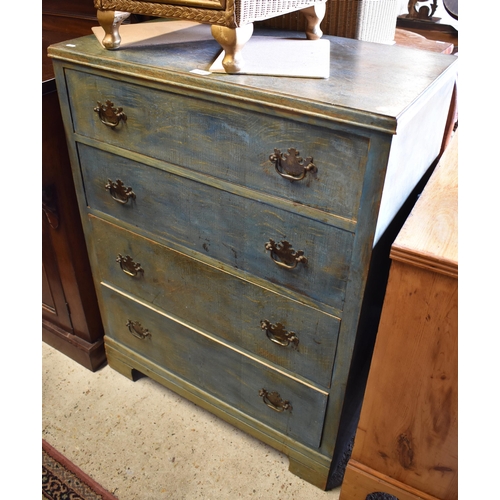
[48,30,457,489]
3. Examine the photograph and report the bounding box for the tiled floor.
[42,342,341,499]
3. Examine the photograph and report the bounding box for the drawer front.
[79,144,353,310]
[66,69,369,219]
[88,215,340,388]
[100,285,329,449]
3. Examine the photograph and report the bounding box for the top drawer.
[65,68,369,220]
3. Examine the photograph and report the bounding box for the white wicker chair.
[94,0,327,72]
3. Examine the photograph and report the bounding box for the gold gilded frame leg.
[301,3,326,40]
[97,9,131,49]
[211,23,254,73]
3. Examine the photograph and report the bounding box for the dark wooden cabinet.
[42,0,106,371]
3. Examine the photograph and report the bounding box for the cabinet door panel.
[42,217,72,331]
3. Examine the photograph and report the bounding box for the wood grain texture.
[340,134,458,499]
[390,131,458,277]
[342,459,442,500]
[394,28,454,54]
[348,263,458,497]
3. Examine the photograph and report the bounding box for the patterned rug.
[43,440,118,500]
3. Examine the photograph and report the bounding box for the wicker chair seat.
[94,0,327,72]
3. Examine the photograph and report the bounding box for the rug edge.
[42,439,119,500]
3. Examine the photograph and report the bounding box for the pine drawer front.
[79,144,353,310]
[66,68,369,220]
[100,284,329,449]
[87,215,340,388]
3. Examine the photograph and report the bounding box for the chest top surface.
[48,27,457,133]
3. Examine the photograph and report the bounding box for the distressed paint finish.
[48,30,457,489]
[87,215,341,388]
[78,143,353,309]
[66,68,370,219]
[100,284,329,450]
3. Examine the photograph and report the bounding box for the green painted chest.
[48,29,457,489]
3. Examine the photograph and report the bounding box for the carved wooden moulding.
[93,0,327,73]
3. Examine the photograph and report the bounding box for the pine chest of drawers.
[48,29,457,489]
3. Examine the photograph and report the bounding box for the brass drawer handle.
[260,320,299,349]
[265,239,307,269]
[259,389,292,413]
[126,320,151,340]
[117,254,144,277]
[105,179,136,204]
[269,148,317,182]
[94,100,127,128]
